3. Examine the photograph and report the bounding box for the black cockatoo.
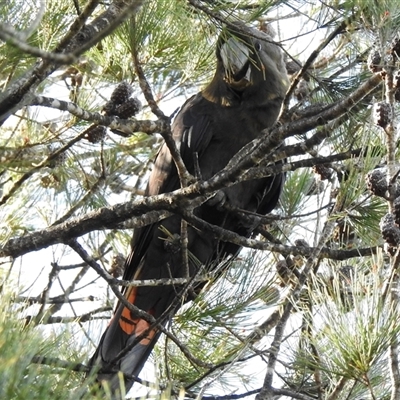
[89,23,289,395]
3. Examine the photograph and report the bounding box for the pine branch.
[0,0,144,123]
[0,23,78,63]
[37,307,113,325]
[131,40,194,187]
[31,355,89,373]
[0,185,378,261]
[31,95,166,136]
[0,128,87,206]
[0,71,383,258]
[256,198,342,400]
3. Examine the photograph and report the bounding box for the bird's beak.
[220,37,252,89]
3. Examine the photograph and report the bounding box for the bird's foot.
[206,190,227,210]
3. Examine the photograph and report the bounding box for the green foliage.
[0,290,107,400]
[2,0,400,399]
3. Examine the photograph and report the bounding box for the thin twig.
[35,263,60,324]
[282,19,349,110]
[131,37,165,119]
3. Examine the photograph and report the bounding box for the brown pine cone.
[373,102,391,128]
[84,125,107,143]
[333,220,356,247]
[367,50,382,73]
[366,168,387,197]
[114,97,142,119]
[40,173,60,189]
[48,146,67,168]
[103,101,117,116]
[110,81,134,105]
[380,213,400,247]
[109,253,125,278]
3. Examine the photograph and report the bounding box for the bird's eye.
[255,42,262,51]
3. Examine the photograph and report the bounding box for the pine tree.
[1,1,400,399]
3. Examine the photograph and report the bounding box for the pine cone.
[103,100,117,116]
[313,164,333,180]
[114,97,142,119]
[333,220,356,247]
[84,125,107,143]
[366,168,387,197]
[380,213,400,247]
[71,73,83,87]
[373,102,391,128]
[110,81,134,105]
[163,233,181,254]
[367,50,382,73]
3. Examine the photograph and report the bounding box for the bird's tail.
[88,285,162,397]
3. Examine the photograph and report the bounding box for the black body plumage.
[89,24,289,396]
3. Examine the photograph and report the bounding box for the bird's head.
[218,34,253,91]
[206,23,288,104]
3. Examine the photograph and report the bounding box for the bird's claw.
[206,190,227,210]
